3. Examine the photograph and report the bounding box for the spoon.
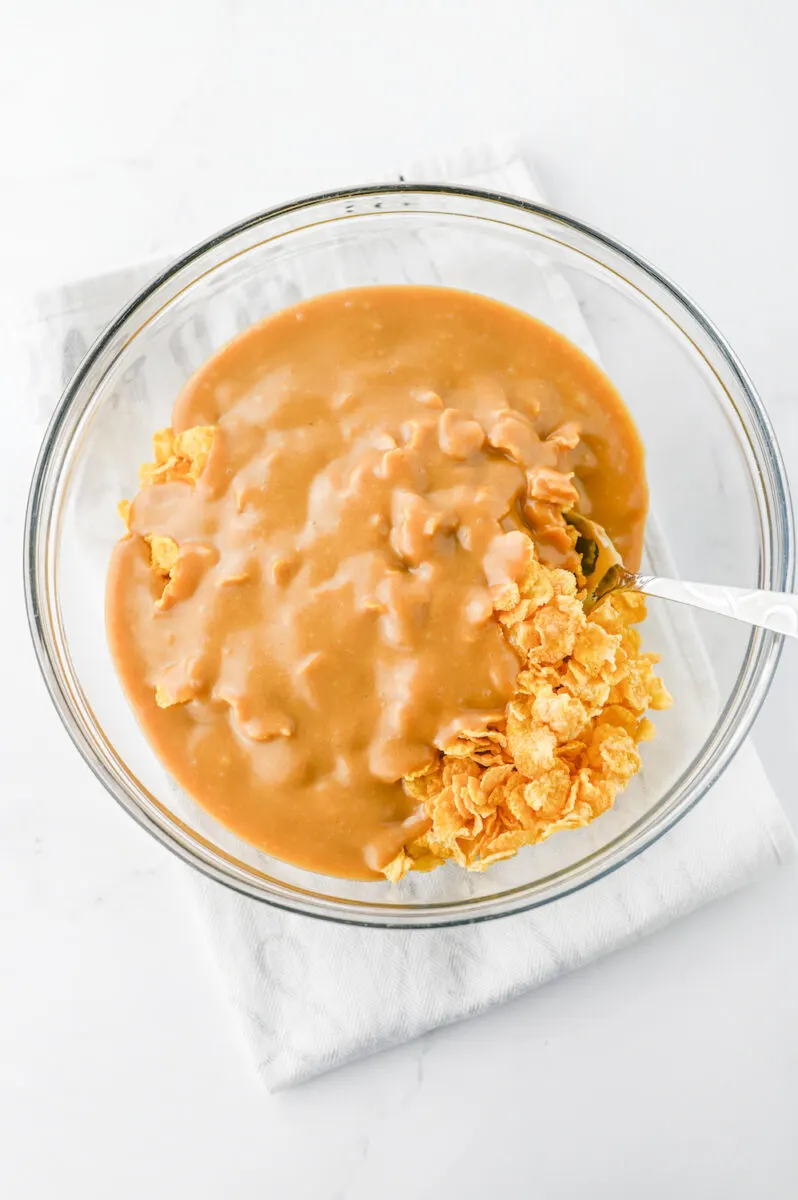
[566,512,798,637]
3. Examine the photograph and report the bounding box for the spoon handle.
[638,578,798,637]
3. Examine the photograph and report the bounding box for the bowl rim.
[24,181,795,928]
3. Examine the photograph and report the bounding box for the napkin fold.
[21,139,794,1090]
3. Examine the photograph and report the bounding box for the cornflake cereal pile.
[385,531,671,881]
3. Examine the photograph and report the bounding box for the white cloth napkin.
[19,140,794,1090]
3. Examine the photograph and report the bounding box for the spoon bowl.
[567,512,798,636]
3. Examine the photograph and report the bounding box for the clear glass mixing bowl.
[24,185,794,927]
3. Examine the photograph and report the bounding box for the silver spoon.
[566,512,798,637]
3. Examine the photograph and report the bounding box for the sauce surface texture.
[107,286,648,879]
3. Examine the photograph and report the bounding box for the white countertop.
[2,2,797,1196]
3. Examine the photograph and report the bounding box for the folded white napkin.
[20,140,794,1090]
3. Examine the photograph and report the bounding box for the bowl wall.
[25,186,793,925]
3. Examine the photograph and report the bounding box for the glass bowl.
[24,184,794,927]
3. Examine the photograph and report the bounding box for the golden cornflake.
[145,534,179,577]
[138,425,216,487]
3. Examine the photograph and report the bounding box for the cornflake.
[138,425,216,487]
[384,539,671,880]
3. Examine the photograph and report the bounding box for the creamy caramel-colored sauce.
[107,286,647,879]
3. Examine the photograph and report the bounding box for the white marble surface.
[1,1,797,1197]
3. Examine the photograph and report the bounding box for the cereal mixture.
[108,286,666,881]
[123,426,671,883]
